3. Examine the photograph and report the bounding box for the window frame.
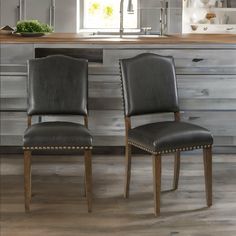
[77,0,140,32]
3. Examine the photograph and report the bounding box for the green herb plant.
[16,20,53,33]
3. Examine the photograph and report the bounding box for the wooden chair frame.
[24,115,92,213]
[124,111,212,216]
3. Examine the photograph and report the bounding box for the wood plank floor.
[1,154,236,236]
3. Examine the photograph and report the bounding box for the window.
[78,0,138,31]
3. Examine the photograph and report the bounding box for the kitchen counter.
[1,33,236,44]
[1,33,236,151]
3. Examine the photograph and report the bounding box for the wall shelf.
[183,0,236,33]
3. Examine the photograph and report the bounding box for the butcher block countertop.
[1,33,236,44]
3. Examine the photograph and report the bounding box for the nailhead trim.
[23,146,93,150]
[119,61,128,117]
[128,140,212,155]
[120,60,212,155]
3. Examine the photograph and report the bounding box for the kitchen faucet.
[120,0,134,37]
[160,0,168,36]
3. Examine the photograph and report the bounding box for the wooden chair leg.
[84,150,92,213]
[203,147,212,207]
[152,154,162,216]
[83,152,87,198]
[173,151,180,190]
[124,144,132,198]
[24,150,31,212]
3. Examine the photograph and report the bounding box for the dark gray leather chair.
[23,55,92,212]
[120,53,213,216]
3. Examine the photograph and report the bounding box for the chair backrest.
[27,55,88,116]
[120,53,179,117]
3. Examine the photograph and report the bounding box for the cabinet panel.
[0,76,27,98]
[1,112,27,135]
[87,74,236,111]
[89,64,236,76]
[25,0,51,25]
[0,65,27,74]
[140,8,160,32]
[169,8,182,33]
[103,49,236,69]
[89,82,122,98]
[0,0,22,27]
[54,0,77,33]
[178,75,236,99]
[89,75,236,99]
[0,98,27,111]
[0,112,27,146]
[0,44,34,64]
[34,110,236,146]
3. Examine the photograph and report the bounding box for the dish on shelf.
[206,12,216,20]
[198,19,209,24]
[200,0,210,5]
[13,32,46,37]
[0,25,14,35]
[191,24,198,31]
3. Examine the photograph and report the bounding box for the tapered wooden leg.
[203,147,212,207]
[173,151,180,190]
[24,151,31,212]
[152,154,162,216]
[124,144,132,198]
[83,153,87,198]
[84,150,92,213]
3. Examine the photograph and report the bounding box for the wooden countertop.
[1,33,236,44]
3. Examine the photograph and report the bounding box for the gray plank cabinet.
[1,42,236,151]
[54,0,77,33]
[25,0,54,27]
[0,0,24,27]
[0,0,77,32]
[0,44,33,145]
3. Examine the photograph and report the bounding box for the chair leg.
[173,151,181,190]
[83,152,87,198]
[24,150,31,212]
[124,144,132,198]
[152,154,162,216]
[203,147,212,207]
[84,150,92,213]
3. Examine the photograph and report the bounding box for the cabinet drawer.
[178,75,236,99]
[0,65,27,74]
[103,49,236,74]
[0,112,27,146]
[1,98,27,111]
[0,112,27,135]
[0,76,27,98]
[0,44,34,64]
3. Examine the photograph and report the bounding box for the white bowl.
[200,0,210,5]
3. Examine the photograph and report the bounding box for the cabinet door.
[25,0,52,25]
[54,0,76,32]
[0,0,22,27]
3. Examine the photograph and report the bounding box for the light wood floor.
[1,153,236,236]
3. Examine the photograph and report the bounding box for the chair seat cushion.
[23,122,92,150]
[128,121,213,154]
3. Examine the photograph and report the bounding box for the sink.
[80,34,170,39]
[123,34,169,38]
[86,34,120,39]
